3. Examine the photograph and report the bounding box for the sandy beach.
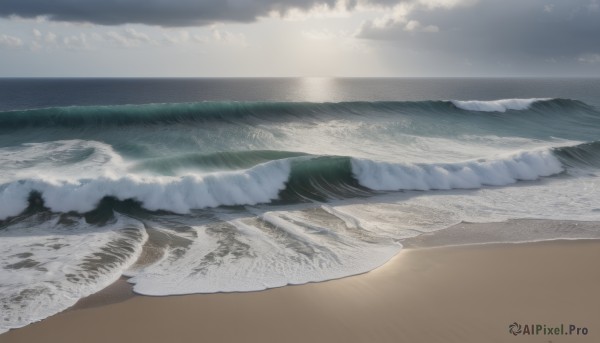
[2,234,598,343]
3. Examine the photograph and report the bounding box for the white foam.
[127,170,600,297]
[0,214,147,333]
[2,97,599,335]
[0,182,31,219]
[451,98,550,112]
[127,210,400,295]
[351,149,563,191]
[120,167,600,298]
[2,154,599,330]
[0,159,291,220]
[0,140,126,184]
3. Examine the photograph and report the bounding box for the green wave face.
[553,141,600,169]
[0,98,595,128]
[1,99,599,162]
[131,150,309,175]
[1,98,600,219]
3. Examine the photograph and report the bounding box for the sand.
[2,236,599,343]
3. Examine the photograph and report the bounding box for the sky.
[0,0,599,77]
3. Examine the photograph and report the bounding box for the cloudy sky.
[0,0,599,77]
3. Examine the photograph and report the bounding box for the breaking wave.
[4,142,597,221]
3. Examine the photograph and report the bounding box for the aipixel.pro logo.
[509,322,589,336]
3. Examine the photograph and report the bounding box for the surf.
[0,98,593,129]
[2,92,600,334]
[4,142,598,222]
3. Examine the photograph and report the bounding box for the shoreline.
[68,277,135,311]
[3,234,599,342]
[68,218,600,311]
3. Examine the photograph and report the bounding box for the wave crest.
[351,149,563,191]
[451,98,551,112]
[0,159,291,220]
[1,146,574,221]
[1,98,591,130]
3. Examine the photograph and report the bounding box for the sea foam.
[0,214,147,333]
[451,98,550,112]
[0,159,291,220]
[0,149,568,220]
[351,149,563,191]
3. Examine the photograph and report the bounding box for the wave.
[450,98,549,112]
[0,98,593,130]
[5,141,596,221]
[132,150,308,174]
[0,159,292,220]
[352,149,562,191]
[554,140,600,168]
[0,216,147,333]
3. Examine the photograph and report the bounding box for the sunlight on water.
[296,77,339,102]
[1,78,600,333]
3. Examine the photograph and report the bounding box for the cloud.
[210,27,247,45]
[163,30,192,45]
[23,25,250,52]
[29,28,91,50]
[0,33,23,48]
[30,29,54,50]
[578,53,600,63]
[0,0,378,27]
[302,28,340,40]
[157,26,246,46]
[105,28,155,47]
[404,20,438,32]
[543,4,554,13]
[0,1,455,27]
[61,34,91,50]
[356,0,473,39]
[357,0,600,63]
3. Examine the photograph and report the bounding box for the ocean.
[1,77,600,333]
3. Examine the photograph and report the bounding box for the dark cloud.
[0,0,409,27]
[357,0,600,61]
[3,0,599,75]
[0,0,364,26]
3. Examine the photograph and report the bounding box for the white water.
[451,98,550,112]
[0,145,571,220]
[0,214,147,334]
[0,158,291,220]
[351,149,563,191]
[127,210,401,295]
[1,97,599,334]
[125,172,600,297]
